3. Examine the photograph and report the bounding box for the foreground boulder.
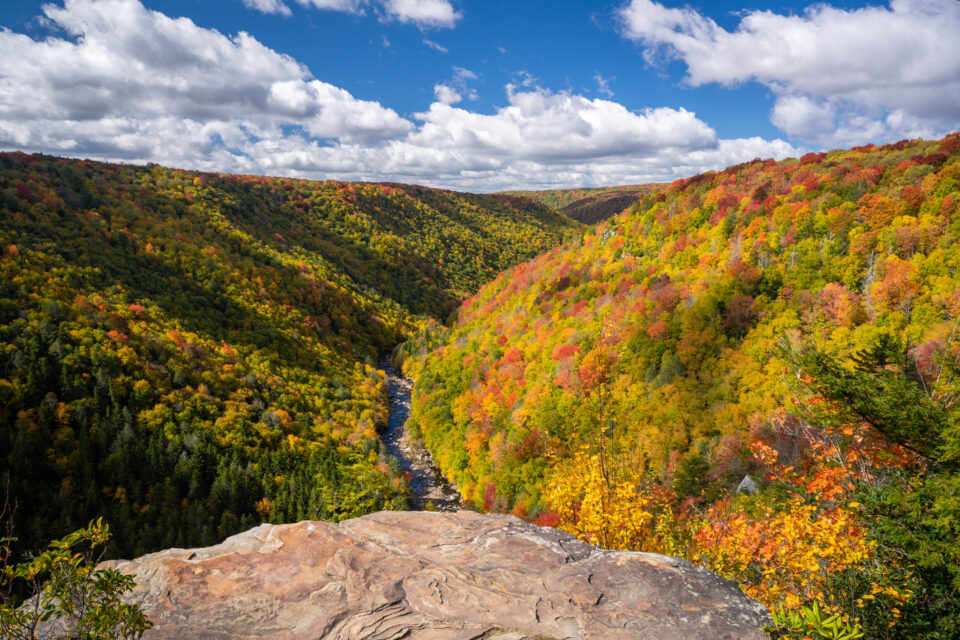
[106,510,770,639]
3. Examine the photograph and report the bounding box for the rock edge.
[104,510,770,640]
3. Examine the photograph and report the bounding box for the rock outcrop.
[106,510,770,639]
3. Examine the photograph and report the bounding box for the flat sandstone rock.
[105,510,770,639]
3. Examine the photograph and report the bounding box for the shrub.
[0,519,151,640]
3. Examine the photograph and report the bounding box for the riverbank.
[379,358,461,511]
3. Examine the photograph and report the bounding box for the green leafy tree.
[1,518,151,640]
[790,334,954,464]
[788,335,960,638]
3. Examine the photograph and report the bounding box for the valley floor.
[379,358,461,510]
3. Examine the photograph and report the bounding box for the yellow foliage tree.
[545,448,673,552]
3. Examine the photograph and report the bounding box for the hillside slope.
[408,135,960,636]
[0,152,578,556]
[410,135,960,511]
[502,185,662,224]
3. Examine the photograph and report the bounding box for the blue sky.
[1,0,958,190]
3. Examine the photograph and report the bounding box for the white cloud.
[423,38,448,53]
[594,73,614,97]
[619,0,960,145]
[295,0,365,13]
[453,67,477,82]
[243,0,292,16]
[383,0,460,28]
[256,0,460,28]
[0,0,798,191]
[433,84,461,104]
[0,0,410,146]
[352,86,797,190]
[435,66,478,102]
[408,86,718,163]
[513,70,538,88]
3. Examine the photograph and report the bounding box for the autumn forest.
[3,133,960,638]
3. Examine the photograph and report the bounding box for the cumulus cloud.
[408,86,718,163]
[433,67,479,103]
[245,0,461,28]
[0,0,797,191]
[383,0,460,28]
[243,0,292,16]
[0,0,410,147]
[254,86,796,190]
[619,0,960,145]
[433,84,462,104]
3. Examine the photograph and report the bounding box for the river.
[379,358,462,511]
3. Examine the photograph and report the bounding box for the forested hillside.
[408,134,960,637]
[0,152,578,557]
[502,185,661,224]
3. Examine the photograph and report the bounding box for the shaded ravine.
[379,357,462,511]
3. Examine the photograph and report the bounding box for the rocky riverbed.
[379,358,461,511]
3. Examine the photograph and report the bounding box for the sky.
[0,0,958,191]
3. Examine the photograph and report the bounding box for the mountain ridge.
[402,133,960,637]
[0,150,578,557]
[500,184,664,224]
[409,134,960,510]
[5,135,960,637]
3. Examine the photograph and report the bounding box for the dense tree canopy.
[0,152,578,558]
[408,134,960,637]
